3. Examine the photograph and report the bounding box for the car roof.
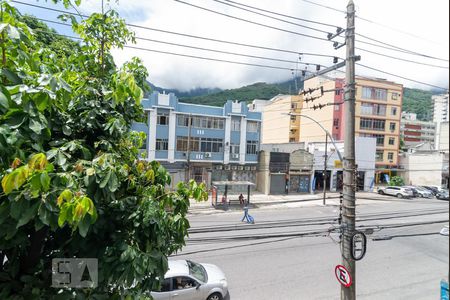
[165,260,190,278]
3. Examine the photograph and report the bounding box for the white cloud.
[68,0,450,91]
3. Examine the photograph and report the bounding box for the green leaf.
[29,118,44,134]
[1,69,22,85]
[58,203,69,227]
[1,166,30,194]
[108,171,119,192]
[34,93,49,111]
[17,201,39,228]
[56,151,67,166]
[38,204,51,226]
[6,24,20,39]
[62,125,72,136]
[40,173,51,191]
[0,90,9,110]
[77,215,91,237]
[99,170,111,188]
[10,199,28,220]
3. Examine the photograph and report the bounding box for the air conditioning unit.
[238,166,244,170]
[251,166,257,171]
[389,159,393,163]
[244,166,251,171]
[204,152,212,158]
[231,153,239,159]
[231,165,238,170]
[216,165,223,170]
[224,165,231,170]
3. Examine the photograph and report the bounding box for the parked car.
[151,260,228,300]
[403,186,433,198]
[436,190,449,200]
[378,186,414,198]
[421,185,444,195]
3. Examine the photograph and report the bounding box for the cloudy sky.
[17,0,449,92]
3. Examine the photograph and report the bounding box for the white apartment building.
[432,94,449,123]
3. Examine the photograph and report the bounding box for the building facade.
[300,76,403,181]
[260,95,302,144]
[400,117,436,147]
[432,93,449,123]
[131,92,262,189]
[398,151,444,187]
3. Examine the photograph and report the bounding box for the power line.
[299,0,446,46]
[299,0,346,14]
[223,0,340,29]
[173,0,332,42]
[356,63,449,91]
[356,47,449,69]
[36,17,331,68]
[356,33,449,62]
[210,0,332,35]
[12,0,341,60]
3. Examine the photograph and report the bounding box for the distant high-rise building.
[432,93,449,123]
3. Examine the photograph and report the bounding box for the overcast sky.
[17,0,449,92]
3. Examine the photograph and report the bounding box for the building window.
[187,116,224,129]
[290,115,296,121]
[247,121,259,132]
[333,118,339,127]
[334,104,340,111]
[360,118,385,131]
[375,151,384,162]
[335,90,341,95]
[389,122,396,131]
[246,140,258,155]
[374,134,384,146]
[360,102,386,116]
[291,103,297,109]
[387,152,394,161]
[176,136,189,151]
[156,139,168,151]
[392,92,399,100]
[231,119,241,131]
[140,139,147,150]
[362,87,387,101]
[388,137,395,145]
[230,144,239,154]
[391,107,397,116]
[289,138,296,142]
[200,138,223,152]
[177,115,190,127]
[157,113,169,125]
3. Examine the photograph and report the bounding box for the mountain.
[147,79,438,122]
[401,88,435,121]
[179,78,303,106]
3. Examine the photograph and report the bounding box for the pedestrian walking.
[241,205,254,224]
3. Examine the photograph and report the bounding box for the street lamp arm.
[289,113,343,162]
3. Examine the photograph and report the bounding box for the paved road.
[173,196,449,300]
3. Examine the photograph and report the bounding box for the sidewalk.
[188,191,382,214]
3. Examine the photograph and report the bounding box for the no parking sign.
[335,265,352,288]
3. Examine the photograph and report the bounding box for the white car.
[378,186,414,198]
[151,260,228,300]
[404,186,433,198]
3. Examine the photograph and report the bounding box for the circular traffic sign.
[335,265,352,287]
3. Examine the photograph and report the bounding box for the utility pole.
[186,114,192,181]
[323,134,328,205]
[341,1,356,299]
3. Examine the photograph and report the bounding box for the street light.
[287,113,343,205]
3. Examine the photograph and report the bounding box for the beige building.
[260,95,302,144]
[300,76,403,176]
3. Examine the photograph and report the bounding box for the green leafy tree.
[389,176,405,187]
[0,1,206,298]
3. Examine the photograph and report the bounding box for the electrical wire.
[299,0,346,14]
[223,0,341,29]
[210,0,332,35]
[356,63,449,91]
[173,0,333,42]
[12,0,341,60]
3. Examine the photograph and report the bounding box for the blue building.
[131,91,262,189]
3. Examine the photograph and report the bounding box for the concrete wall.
[261,95,291,144]
[399,151,444,186]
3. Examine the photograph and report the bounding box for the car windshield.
[187,260,207,283]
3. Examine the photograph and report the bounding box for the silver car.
[378,186,414,198]
[151,260,228,300]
